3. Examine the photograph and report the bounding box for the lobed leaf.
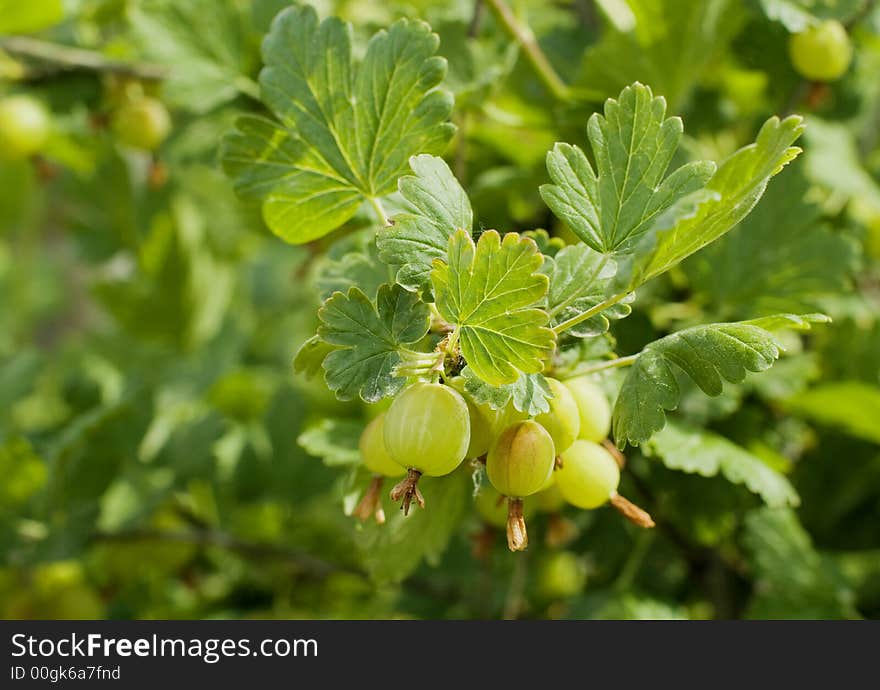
[615,115,805,292]
[314,241,394,301]
[297,418,364,467]
[317,283,431,402]
[646,421,799,508]
[784,381,880,445]
[460,367,552,416]
[684,168,858,319]
[376,154,472,294]
[612,313,828,448]
[744,507,858,619]
[221,5,455,243]
[540,82,715,254]
[293,335,338,379]
[541,244,632,337]
[431,230,554,385]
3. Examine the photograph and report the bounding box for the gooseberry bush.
[223,3,826,549]
[2,0,880,620]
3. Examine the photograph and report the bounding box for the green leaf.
[743,508,858,619]
[376,155,472,294]
[613,313,828,447]
[297,418,364,467]
[0,436,47,509]
[132,0,258,113]
[523,229,566,257]
[460,367,552,416]
[431,230,554,385]
[313,241,394,301]
[317,283,431,402]
[616,115,805,292]
[803,118,880,213]
[575,0,747,112]
[757,0,866,32]
[540,83,715,254]
[784,381,880,444]
[646,421,799,508]
[684,168,859,319]
[0,0,62,34]
[293,335,338,379]
[221,5,455,244]
[358,470,470,583]
[541,244,632,337]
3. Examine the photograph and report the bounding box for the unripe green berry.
[448,377,493,459]
[0,95,51,159]
[112,96,171,151]
[535,377,580,453]
[534,479,566,513]
[474,485,535,528]
[487,420,555,498]
[564,377,611,442]
[556,439,620,509]
[359,413,406,478]
[535,550,587,600]
[383,382,470,477]
[788,20,852,82]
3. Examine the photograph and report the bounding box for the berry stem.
[602,439,626,468]
[353,475,386,524]
[506,497,528,551]
[610,493,655,528]
[390,468,425,515]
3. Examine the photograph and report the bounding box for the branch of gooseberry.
[483,0,572,102]
[0,36,167,80]
[552,291,630,336]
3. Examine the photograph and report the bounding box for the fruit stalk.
[352,476,386,524]
[610,493,655,528]
[390,469,425,515]
[506,498,528,551]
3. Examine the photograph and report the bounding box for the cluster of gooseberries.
[0,80,170,170]
[356,376,653,551]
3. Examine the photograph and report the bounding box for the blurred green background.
[1,0,879,620]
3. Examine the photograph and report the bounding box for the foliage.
[1,0,879,621]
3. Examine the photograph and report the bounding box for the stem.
[613,529,653,592]
[0,36,166,80]
[368,196,390,227]
[506,497,528,551]
[566,353,639,377]
[390,469,425,515]
[484,0,571,102]
[610,492,655,528]
[553,291,630,336]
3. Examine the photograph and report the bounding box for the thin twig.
[566,353,639,378]
[0,36,167,80]
[468,0,485,38]
[484,0,571,102]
